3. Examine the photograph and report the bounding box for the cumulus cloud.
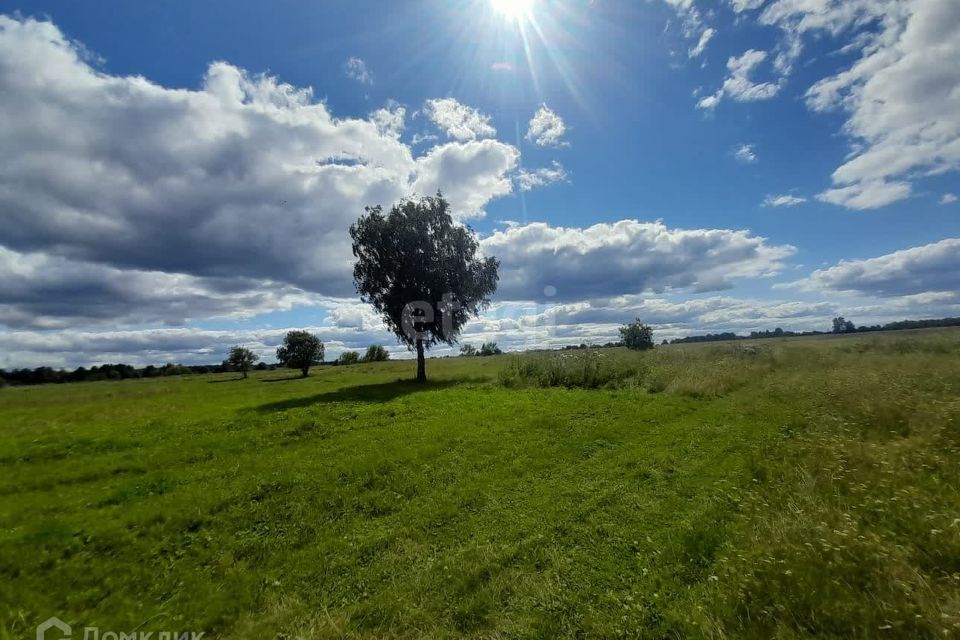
[423,97,497,141]
[697,49,782,109]
[763,194,807,207]
[344,57,373,84]
[789,238,960,297]
[481,220,795,301]
[941,193,959,205]
[0,16,520,327]
[516,161,569,191]
[526,104,568,147]
[412,140,519,215]
[0,247,321,330]
[734,143,758,163]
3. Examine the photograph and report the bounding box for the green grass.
[2,329,959,638]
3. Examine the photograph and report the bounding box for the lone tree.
[350,193,499,382]
[620,319,654,350]
[227,345,259,379]
[276,330,324,377]
[460,343,477,357]
[832,316,856,334]
[362,345,390,362]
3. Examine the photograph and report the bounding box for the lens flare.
[490,0,536,22]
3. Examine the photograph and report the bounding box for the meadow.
[2,329,959,639]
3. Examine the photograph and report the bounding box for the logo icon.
[37,617,71,640]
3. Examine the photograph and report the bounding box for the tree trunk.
[301,366,309,378]
[416,339,426,383]
[242,369,248,379]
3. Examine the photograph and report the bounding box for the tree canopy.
[337,351,360,366]
[362,345,390,362]
[479,342,502,356]
[620,320,654,351]
[276,331,324,377]
[350,193,499,381]
[226,345,259,379]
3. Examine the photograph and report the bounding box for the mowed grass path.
[2,331,960,638]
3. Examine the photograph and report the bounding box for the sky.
[0,0,958,368]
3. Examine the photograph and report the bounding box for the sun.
[489,0,536,22]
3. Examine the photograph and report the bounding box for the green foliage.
[336,351,360,366]
[2,328,959,638]
[833,315,856,333]
[362,345,390,362]
[619,318,654,350]
[275,330,324,377]
[459,343,477,356]
[478,341,502,356]
[500,350,641,389]
[350,193,498,381]
[226,345,259,379]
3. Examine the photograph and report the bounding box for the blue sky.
[0,0,958,367]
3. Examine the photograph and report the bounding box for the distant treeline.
[669,317,960,345]
[4,316,960,387]
[0,361,280,387]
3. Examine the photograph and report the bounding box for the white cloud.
[755,0,960,210]
[481,220,795,301]
[423,97,496,141]
[526,104,568,148]
[370,104,405,138]
[788,238,960,297]
[689,27,716,58]
[0,16,521,327]
[941,193,959,205]
[735,143,758,163]
[763,194,807,207]
[816,181,912,210]
[663,0,703,37]
[729,0,766,13]
[412,140,519,216]
[344,56,373,85]
[0,321,402,370]
[517,161,569,191]
[0,247,322,330]
[697,49,782,109]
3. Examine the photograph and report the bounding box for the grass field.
[2,329,960,639]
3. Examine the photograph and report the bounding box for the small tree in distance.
[620,320,654,351]
[276,331,324,377]
[460,343,477,357]
[337,351,360,366]
[227,345,259,379]
[362,345,390,362]
[479,342,502,356]
[832,316,856,334]
[350,193,499,382]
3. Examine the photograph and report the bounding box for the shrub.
[479,342,502,356]
[499,351,638,389]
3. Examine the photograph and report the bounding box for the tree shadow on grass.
[255,377,486,413]
[260,375,306,383]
